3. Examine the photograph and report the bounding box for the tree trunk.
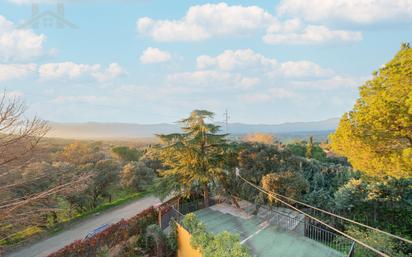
[203,185,209,207]
[231,195,240,208]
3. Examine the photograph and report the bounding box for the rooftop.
[193,201,348,257]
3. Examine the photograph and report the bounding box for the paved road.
[5,196,162,257]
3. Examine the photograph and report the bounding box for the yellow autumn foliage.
[330,43,412,178]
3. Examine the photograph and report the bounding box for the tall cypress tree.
[306,136,313,159]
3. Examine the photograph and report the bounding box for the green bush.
[182,213,251,257]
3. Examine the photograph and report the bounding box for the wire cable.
[235,169,412,244]
[236,171,390,257]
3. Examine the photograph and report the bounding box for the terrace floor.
[194,203,345,257]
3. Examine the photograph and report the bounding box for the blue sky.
[0,0,411,124]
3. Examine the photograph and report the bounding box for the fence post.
[348,242,355,257]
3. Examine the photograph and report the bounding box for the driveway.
[5,195,162,257]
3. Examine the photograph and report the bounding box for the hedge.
[47,207,158,257]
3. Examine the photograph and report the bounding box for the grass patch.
[0,226,43,246]
[73,191,149,220]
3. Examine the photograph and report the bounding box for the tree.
[120,161,154,191]
[141,146,163,175]
[112,146,142,162]
[306,136,313,159]
[262,171,309,203]
[87,160,119,207]
[334,177,412,237]
[334,178,368,211]
[156,110,228,207]
[232,142,286,209]
[330,44,412,178]
[146,224,166,257]
[182,213,251,257]
[285,140,327,162]
[0,91,49,170]
[59,142,104,166]
[344,226,409,257]
[242,133,275,144]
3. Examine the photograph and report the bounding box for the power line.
[254,180,412,245]
[236,170,391,257]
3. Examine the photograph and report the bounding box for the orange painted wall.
[177,224,202,257]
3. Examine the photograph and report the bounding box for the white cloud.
[289,75,367,90]
[240,88,298,103]
[0,63,37,81]
[277,0,412,23]
[263,23,362,45]
[196,49,333,78]
[0,15,46,62]
[38,62,125,82]
[167,70,260,90]
[278,61,334,78]
[39,62,100,80]
[140,47,171,64]
[197,49,277,71]
[93,63,125,82]
[137,3,362,44]
[137,3,274,42]
[51,95,108,104]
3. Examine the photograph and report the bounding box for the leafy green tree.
[141,146,163,175]
[156,110,228,207]
[344,226,410,257]
[182,213,251,257]
[146,224,166,257]
[202,231,251,257]
[87,160,120,207]
[120,161,154,191]
[112,146,143,162]
[334,178,368,211]
[286,141,327,162]
[285,141,306,157]
[331,44,412,178]
[334,177,412,237]
[59,142,104,165]
[262,171,309,202]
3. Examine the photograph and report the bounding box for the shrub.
[181,213,251,257]
[47,207,157,257]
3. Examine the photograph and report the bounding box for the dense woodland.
[0,138,158,249]
[0,44,411,257]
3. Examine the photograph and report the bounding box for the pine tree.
[331,43,412,178]
[156,110,228,207]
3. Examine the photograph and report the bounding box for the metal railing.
[164,197,356,256]
[179,198,219,215]
[348,242,355,257]
[266,207,354,255]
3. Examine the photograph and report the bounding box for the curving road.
[5,196,162,257]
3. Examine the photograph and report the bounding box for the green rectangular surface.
[194,208,344,257]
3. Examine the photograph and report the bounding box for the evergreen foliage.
[331,44,412,178]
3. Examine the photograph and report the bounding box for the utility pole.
[224,109,229,134]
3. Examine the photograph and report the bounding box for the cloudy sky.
[0,0,411,124]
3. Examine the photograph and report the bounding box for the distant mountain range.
[46,118,340,140]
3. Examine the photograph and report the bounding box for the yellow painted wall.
[177,224,202,257]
